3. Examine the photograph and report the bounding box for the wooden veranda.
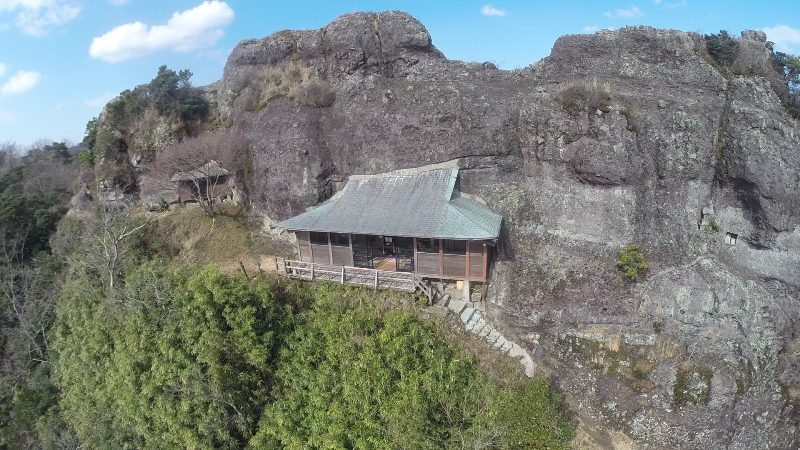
[284,260,435,303]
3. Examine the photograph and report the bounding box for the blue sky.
[0,0,798,146]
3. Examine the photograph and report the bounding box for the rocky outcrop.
[201,13,800,449]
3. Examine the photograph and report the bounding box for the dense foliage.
[704,30,740,70]
[0,142,79,448]
[773,51,800,118]
[51,264,573,449]
[252,285,572,449]
[82,65,210,169]
[54,265,297,448]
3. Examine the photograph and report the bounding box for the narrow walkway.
[445,299,535,377]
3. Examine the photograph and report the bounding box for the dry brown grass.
[149,205,261,275]
[560,78,612,116]
[254,63,336,109]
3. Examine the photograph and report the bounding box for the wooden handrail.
[285,261,416,279]
[284,260,434,302]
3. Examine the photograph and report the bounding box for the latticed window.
[443,240,466,255]
[416,238,440,253]
[310,232,329,245]
[330,233,349,246]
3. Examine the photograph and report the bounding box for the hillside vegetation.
[54,264,573,449]
[0,145,573,449]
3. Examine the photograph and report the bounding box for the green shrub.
[77,150,94,168]
[707,217,721,232]
[704,31,740,71]
[616,244,648,281]
[773,51,800,119]
[674,365,713,407]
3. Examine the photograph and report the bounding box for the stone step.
[447,299,467,315]
[443,302,536,378]
[507,343,535,377]
[469,319,487,335]
[466,315,483,332]
[491,336,506,349]
[507,343,526,359]
[485,330,501,346]
[460,307,476,324]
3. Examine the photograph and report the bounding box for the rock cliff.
[187,11,800,448]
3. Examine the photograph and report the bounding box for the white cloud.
[0,70,41,96]
[0,0,81,37]
[53,101,66,111]
[583,25,599,33]
[481,4,507,17]
[89,0,234,63]
[0,63,6,77]
[0,110,13,124]
[666,0,687,8]
[107,0,130,5]
[604,6,644,18]
[763,24,800,53]
[84,92,115,109]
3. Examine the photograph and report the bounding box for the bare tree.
[0,141,21,175]
[144,129,248,216]
[0,222,58,380]
[87,201,150,291]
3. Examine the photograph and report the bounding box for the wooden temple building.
[275,161,502,300]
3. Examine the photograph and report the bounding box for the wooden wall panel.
[468,241,484,281]
[297,232,312,262]
[443,254,466,278]
[331,245,352,266]
[310,244,331,264]
[416,252,440,276]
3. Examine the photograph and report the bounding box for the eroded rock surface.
[202,12,799,448]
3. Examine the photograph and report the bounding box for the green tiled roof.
[275,161,501,240]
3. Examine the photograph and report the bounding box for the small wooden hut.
[170,160,232,204]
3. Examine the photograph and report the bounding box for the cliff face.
[205,12,800,448]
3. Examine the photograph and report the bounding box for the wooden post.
[412,237,418,274]
[374,269,378,289]
[274,256,279,273]
[438,239,444,277]
[341,266,345,284]
[465,240,471,280]
[327,233,333,265]
[483,243,489,282]
[348,234,354,267]
[239,261,249,279]
[311,264,315,281]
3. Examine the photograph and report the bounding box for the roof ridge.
[447,199,496,236]
[349,160,459,180]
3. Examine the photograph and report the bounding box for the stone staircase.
[445,298,535,377]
